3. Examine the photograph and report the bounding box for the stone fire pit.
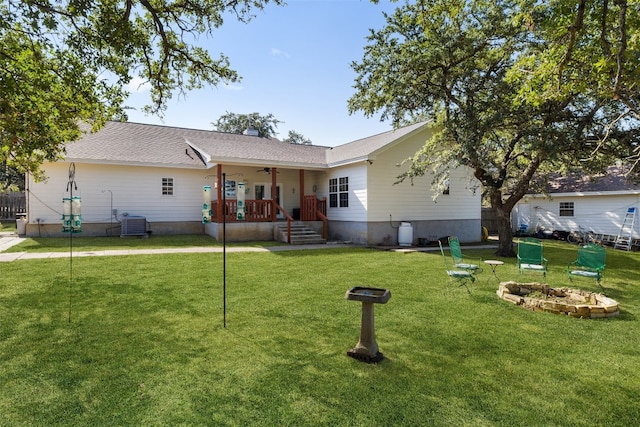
[497,281,619,318]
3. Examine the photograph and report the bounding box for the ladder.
[614,207,637,251]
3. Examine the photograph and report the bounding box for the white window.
[559,202,574,217]
[162,177,174,196]
[329,177,349,208]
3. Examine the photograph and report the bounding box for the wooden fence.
[0,192,26,219]
[481,207,498,233]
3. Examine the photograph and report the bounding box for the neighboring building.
[25,121,482,245]
[513,166,640,241]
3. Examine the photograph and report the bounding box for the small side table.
[484,260,504,280]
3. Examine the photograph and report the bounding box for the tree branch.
[557,0,586,88]
[612,0,628,100]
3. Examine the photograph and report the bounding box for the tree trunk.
[495,206,516,257]
[489,188,517,257]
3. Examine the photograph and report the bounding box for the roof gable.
[326,121,428,166]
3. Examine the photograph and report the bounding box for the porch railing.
[212,199,273,222]
[302,195,327,239]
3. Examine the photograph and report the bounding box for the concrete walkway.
[0,232,25,253]
[0,232,498,263]
[0,237,354,262]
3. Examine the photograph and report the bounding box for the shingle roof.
[64,120,429,169]
[65,122,212,168]
[184,132,328,169]
[541,166,640,194]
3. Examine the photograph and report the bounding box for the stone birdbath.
[345,286,391,363]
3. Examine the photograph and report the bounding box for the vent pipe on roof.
[243,126,259,137]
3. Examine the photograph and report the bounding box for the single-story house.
[25,121,482,245]
[513,165,639,242]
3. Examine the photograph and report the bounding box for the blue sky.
[124,0,398,147]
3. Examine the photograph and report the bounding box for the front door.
[255,183,283,219]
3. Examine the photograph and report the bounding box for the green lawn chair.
[517,237,548,279]
[567,243,606,289]
[448,236,483,274]
[439,240,475,294]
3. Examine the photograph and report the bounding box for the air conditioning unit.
[120,216,147,237]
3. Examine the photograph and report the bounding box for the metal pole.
[68,185,73,323]
[66,163,77,323]
[222,172,226,328]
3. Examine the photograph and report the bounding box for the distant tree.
[349,0,640,256]
[0,0,284,182]
[0,163,24,191]
[283,130,312,145]
[212,112,282,138]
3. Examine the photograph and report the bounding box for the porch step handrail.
[274,202,293,243]
[317,210,328,240]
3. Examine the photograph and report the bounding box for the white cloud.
[224,83,243,91]
[125,76,151,93]
[271,48,291,59]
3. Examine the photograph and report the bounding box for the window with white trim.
[329,177,349,208]
[162,177,174,196]
[559,202,574,216]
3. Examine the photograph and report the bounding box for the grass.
[1,239,639,426]
[0,222,16,232]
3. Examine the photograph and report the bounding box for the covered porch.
[206,166,327,243]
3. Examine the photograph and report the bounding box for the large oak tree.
[0,0,283,184]
[349,0,640,255]
[213,112,313,144]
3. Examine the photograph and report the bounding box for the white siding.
[29,163,333,226]
[28,162,206,224]
[367,130,481,222]
[514,193,640,238]
[326,165,368,222]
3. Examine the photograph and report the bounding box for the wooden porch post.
[216,165,223,223]
[271,167,277,222]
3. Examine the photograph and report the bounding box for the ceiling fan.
[256,167,279,174]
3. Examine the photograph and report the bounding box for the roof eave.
[206,157,328,171]
[526,190,640,198]
[327,155,371,168]
[61,157,208,170]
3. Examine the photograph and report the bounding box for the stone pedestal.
[345,287,391,363]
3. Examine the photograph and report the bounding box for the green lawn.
[1,240,639,426]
